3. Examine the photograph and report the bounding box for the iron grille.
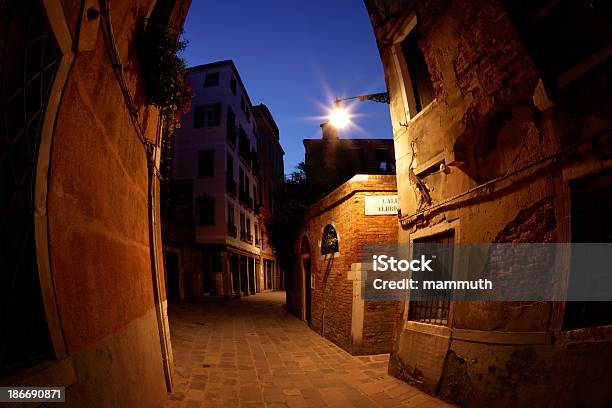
[408,231,455,326]
[0,0,59,376]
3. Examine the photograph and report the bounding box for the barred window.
[408,230,454,326]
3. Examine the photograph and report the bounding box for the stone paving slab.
[166,291,452,408]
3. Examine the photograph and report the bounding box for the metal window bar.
[408,231,454,326]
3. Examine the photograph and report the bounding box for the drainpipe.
[98,0,174,391]
[147,123,173,391]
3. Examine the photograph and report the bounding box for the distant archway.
[300,236,312,324]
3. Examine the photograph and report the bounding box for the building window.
[198,150,214,177]
[238,126,251,166]
[240,213,246,239]
[501,0,612,84]
[376,149,390,172]
[246,218,252,242]
[226,153,233,175]
[255,224,259,245]
[226,155,236,196]
[193,104,221,128]
[246,108,251,123]
[227,203,237,237]
[400,28,435,115]
[203,72,220,87]
[195,194,215,225]
[230,76,237,94]
[240,96,246,113]
[563,170,612,330]
[261,228,265,251]
[227,106,237,145]
[321,225,339,255]
[408,230,454,326]
[227,203,235,224]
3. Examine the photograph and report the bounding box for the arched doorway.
[300,235,312,324]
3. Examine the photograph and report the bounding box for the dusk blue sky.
[180,0,393,175]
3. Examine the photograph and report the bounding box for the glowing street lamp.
[329,92,390,129]
[328,106,350,129]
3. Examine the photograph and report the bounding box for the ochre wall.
[41,1,191,406]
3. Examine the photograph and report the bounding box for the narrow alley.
[166,292,451,408]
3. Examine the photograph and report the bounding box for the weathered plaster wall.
[366,0,612,406]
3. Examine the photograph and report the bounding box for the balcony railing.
[227,222,237,238]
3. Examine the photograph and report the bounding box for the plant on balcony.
[139,14,193,131]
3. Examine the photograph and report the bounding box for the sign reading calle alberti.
[364,195,398,215]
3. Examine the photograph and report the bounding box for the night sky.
[180,0,393,175]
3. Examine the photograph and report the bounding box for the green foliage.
[266,165,313,272]
[139,15,192,129]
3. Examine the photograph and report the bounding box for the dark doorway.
[301,236,312,324]
[201,254,215,295]
[240,255,248,295]
[248,257,255,294]
[304,258,312,324]
[564,170,612,330]
[230,254,240,297]
[255,259,260,293]
[165,251,180,300]
[265,260,273,290]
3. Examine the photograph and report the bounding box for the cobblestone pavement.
[166,291,452,408]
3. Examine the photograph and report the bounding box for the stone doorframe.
[0,0,81,388]
[34,0,75,363]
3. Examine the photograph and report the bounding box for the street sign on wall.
[364,195,398,215]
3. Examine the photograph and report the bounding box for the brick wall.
[293,175,401,354]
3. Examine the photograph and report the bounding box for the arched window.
[321,225,339,254]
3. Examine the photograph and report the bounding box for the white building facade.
[171,60,263,298]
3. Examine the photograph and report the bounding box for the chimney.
[320,122,338,141]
